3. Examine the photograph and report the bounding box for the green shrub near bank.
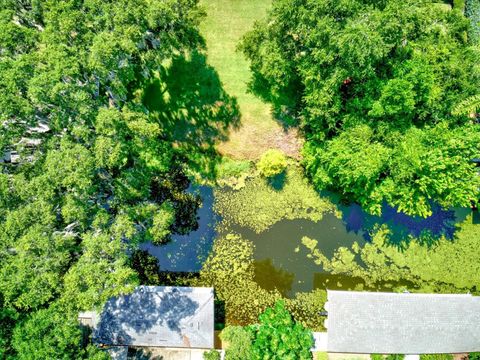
[215,157,252,189]
[221,302,313,360]
[220,326,253,360]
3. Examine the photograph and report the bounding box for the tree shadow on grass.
[245,69,304,129]
[142,51,241,180]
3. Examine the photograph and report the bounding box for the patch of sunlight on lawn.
[200,0,302,160]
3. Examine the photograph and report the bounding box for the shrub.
[249,301,314,360]
[257,149,287,178]
[220,326,253,360]
[216,157,252,179]
[203,349,221,360]
[420,355,453,360]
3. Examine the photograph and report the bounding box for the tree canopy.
[241,0,480,216]
[0,0,238,357]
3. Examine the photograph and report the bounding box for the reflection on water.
[254,258,295,297]
[341,202,470,244]
[140,186,217,272]
[143,186,472,297]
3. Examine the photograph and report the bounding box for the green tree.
[12,305,83,360]
[0,0,238,357]
[241,0,480,216]
[248,301,314,360]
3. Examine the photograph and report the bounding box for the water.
[140,186,218,272]
[229,215,367,296]
[143,186,471,296]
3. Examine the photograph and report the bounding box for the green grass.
[200,0,302,160]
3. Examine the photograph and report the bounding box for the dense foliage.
[220,326,253,360]
[0,0,238,357]
[248,301,313,360]
[202,349,221,360]
[220,302,313,360]
[241,0,480,217]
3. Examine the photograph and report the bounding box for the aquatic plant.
[214,165,337,232]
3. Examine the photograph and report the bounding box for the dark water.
[140,186,218,272]
[143,186,472,296]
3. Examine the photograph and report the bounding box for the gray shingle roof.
[94,286,214,349]
[325,290,480,354]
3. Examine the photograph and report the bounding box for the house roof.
[325,290,480,354]
[93,286,214,349]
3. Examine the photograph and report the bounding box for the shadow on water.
[254,258,295,297]
[340,202,470,246]
[268,171,287,191]
[229,214,367,297]
[140,186,217,272]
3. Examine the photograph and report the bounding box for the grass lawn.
[200,0,302,160]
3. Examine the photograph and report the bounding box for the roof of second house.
[325,290,480,354]
[93,286,214,349]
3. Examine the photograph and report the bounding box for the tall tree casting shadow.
[142,51,241,180]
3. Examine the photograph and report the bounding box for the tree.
[241,0,480,216]
[0,0,238,357]
[12,305,84,360]
[129,250,162,285]
[248,301,314,360]
[257,149,288,178]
